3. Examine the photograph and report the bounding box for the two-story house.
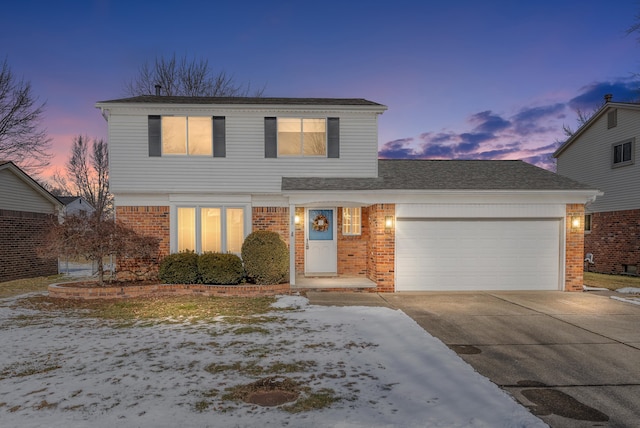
[96,95,599,292]
[554,99,640,275]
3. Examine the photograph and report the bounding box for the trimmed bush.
[241,230,289,285]
[198,252,245,285]
[158,251,199,284]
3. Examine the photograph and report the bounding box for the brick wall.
[367,204,395,292]
[116,206,170,280]
[0,210,58,282]
[252,207,290,247]
[565,204,585,292]
[585,209,640,275]
[295,207,304,274]
[337,207,368,276]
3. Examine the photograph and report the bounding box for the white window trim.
[342,207,362,236]
[611,138,634,168]
[170,203,250,254]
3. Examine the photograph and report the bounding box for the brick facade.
[115,206,170,280]
[0,210,58,282]
[565,204,585,292]
[337,207,369,277]
[366,204,396,292]
[252,207,290,247]
[585,209,640,275]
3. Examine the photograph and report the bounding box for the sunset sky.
[2,0,639,178]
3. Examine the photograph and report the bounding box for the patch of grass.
[233,326,270,335]
[0,275,68,299]
[584,272,640,291]
[14,295,277,325]
[282,387,339,413]
[205,361,264,377]
[0,360,61,380]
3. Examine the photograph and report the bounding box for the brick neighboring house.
[554,98,639,275]
[96,95,599,292]
[0,161,63,282]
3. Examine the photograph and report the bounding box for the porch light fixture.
[294,215,300,225]
[385,215,394,229]
[571,216,581,230]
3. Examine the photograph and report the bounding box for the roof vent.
[155,84,162,96]
[604,93,613,103]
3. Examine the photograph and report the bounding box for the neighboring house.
[554,99,640,275]
[57,196,96,217]
[0,161,64,282]
[96,96,599,292]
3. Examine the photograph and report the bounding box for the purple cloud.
[569,80,640,110]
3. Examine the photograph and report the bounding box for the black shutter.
[264,117,277,158]
[213,116,226,158]
[148,115,161,157]
[327,117,340,158]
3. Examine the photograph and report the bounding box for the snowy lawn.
[0,293,546,428]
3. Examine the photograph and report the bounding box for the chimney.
[155,84,162,96]
[604,93,613,103]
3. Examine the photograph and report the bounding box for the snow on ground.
[611,287,640,305]
[0,293,546,428]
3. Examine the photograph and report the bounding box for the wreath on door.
[312,213,330,232]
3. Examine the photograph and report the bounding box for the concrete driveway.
[307,291,640,428]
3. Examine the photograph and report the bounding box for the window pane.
[188,117,213,155]
[226,208,244,253]
[162,116,187,154]
[614,145,622,163]
[623,142,632,162]
[177,207,196,251]
[278,118,302,156]
[342,207,361,235]
[303,119,326,156]
[201,208,221,252]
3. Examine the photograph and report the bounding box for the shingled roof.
[97,95,384,107]
[282,160,594,191]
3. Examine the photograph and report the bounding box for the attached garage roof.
[282,159,594,191]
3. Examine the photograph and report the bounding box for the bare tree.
[41,213,159,284]
[65,135,112,218]
[0,57,50,173]
[124,53,264,97]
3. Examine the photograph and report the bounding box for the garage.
[396,218,561,291]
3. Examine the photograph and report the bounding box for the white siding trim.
[396,203,566,218]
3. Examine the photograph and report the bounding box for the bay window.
[176,206,245,253]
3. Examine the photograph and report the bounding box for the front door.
[305,208,337,275]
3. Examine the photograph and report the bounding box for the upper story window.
[277,118,327,157]
[612,139,634,168]
[342,207,362,235]
[264,117,339,159]
[148,115,225,158]
[162,116,212,155]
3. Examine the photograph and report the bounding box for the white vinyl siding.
[0,169,57,214]
[557,108,640,213]
[108,110,379,195]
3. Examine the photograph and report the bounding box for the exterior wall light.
[294,215,301,225]
[385,215,394,229]
[571,216,581,230]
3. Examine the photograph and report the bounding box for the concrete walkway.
[306,290,640,428]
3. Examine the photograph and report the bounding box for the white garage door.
[396,219,561,291]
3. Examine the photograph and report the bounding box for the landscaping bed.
[48,281,291,299]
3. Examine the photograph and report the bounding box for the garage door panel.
[396,220,560,291]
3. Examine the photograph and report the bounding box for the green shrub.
[241,230,289,285]
[198,252,245,285]
[158,251,199,284]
